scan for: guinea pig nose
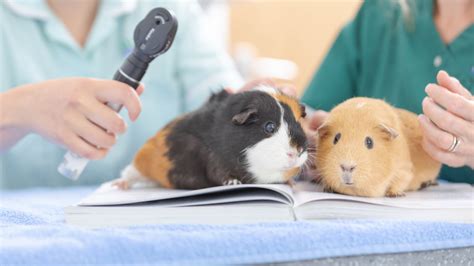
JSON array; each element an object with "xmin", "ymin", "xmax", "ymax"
[
  {"xmin": 287, "ymin": 152, "xmax": 296, "ymax": 158},
  {"xmin": 340, "ymin": 164, "xmax": 356, "ymax": 173}
]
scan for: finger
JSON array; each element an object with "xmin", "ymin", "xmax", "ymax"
[
  {"xmin": 309, "ymin": 110, "xmax": 329, "ymax": 130},
  {"xmin": 224, "ymin": 87, "xmax": 237, "ymax": 94},
  {"xmin": 61, "ymin": 130, "xmax": 108, "ymax": 160},
  {"xmin": 278, "ymin": 84, "xmax": 297, "ymax": 97},
  {"xmin": 80, "ymin": 98, "xmax": 127, "ymax": 134},
  {"xmin": 418, "ymin": 114, "xmax": 471, "ymax": 155},
  {"xmin": 421, "ymin": 137, "xmax": 466, "ymax": 168},
  {"xmin": 436, "ymin": 70, "xmax": 472, "ymax": 98},
  {"xmin": 67, "ymin": 113, "xmax": 117, "ymax": 149},
  {"xmin": 239, "ymin": 78, "xmax": 276, "ymax": 92},
  {"xmin": 422, "ymin": 97, "xmax": 472, "ymax": 137},
  {"xmin": 92, "ymin": 80, "xmax": 142, "ymax": 121},
  {"xmin": 425, "ymin": 83, "xmax": 474, "ymax": 122},
  {"xmin": 136, "ymin": 83, "xmax": 145, "ymax": 96}
]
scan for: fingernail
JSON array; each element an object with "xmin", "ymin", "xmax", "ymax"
[
  {"xmin": 418, "ymin": 114, "xmax": 426, "ymax": 123},
  {"xmin": 425, "ymin": 84, "xmax": 432, "ymax": 94},
  {"xmin": 425, "ymin": 96, "xmax": 434, "ymax": 103},
  {"xmin": 423, "ymin": 97, "xmax": 429, "ymax": 104}
]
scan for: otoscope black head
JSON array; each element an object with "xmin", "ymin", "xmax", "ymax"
[
  {"xmin": 117, "ymin": 7, "xmax": 178, "ymax": 85},
  {"xmin": 133, "ymin": 7, "xmax": 178, "ymax": 63},
  {"xmin": 114, "ymin": 7, "xmax": 178, "ymax": 88}
]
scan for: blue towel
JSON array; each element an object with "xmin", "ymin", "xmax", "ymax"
[{"xmin": 0, "ymin": 187, "xmax": 473, "ymax": 265}]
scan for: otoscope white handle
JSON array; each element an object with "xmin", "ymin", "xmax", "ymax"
[
  {"xmin": 57, "ymin": 102, "xmax": 123, "ymax": 180},
  {"xmin": 57, "ymin": 152, "xmax": 90, "ymax": 180}
]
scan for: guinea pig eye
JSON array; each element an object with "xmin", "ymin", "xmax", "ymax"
[
  {"xmin": 365, "ymin": 137, "xmax": 374, "ymax": 149},
  {"xmin": 264, "ymin": 121, "xmax": 276, "ymax": 134},
  {"xmin": 333, "ymin": 133, "xmax": 341, "ymax": 145}
]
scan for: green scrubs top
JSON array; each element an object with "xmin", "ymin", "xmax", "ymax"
[{"xmin": 302, "ymin": 0, "xmax": 473, "ymax": 183}]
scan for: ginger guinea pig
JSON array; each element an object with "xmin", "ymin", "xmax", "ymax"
[
  {"xmin": 315, "ymin": 97, "xmax": 441, "ymax": 197},
  {"xmin": 114, "ymin": 86, "xmax": 308, "ymax": 190}
]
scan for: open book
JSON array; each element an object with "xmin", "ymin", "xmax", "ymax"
[{"xmin": 66, "ymin": 181, "xmax": 473, "ymax": 227}]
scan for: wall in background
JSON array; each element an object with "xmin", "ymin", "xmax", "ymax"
[{"xmin": 229, "ymin": 0, "xmax": 361, "ymax": 95}]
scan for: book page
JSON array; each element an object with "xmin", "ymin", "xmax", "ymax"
[
  {"xmin": 293, "ymin": 182, "xmax": 473, "ymax": 209},
  {"xmin": 78, "ymin": 181, "xmax": 295, "ymax": 207}
]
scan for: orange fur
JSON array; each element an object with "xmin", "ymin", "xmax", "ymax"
[
  {"xmin": 274, "ymin": 93, "xmax": 303, "ymax": 121},
  {"xmin": 133, "ymin": 124, "xmax": 174, "ymax": 189},
  {"xmin": 396, "ymin": 109, "xmax": 442, "ymax": 190},
  {"xmin": 315, "ymin": 97, "xmax": 441, "ymax": 197}
]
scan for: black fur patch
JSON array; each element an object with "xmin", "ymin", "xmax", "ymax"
[{"xmin": 281, "ymin": 103, "xmax": 307, "ymax": 151}]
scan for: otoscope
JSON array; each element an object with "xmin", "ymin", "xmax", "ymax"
[{"xmin": 58, "ymin": 7, "xmax": 178, "ymax": 180}]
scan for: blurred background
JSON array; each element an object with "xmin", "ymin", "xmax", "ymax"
[{"xmin": 200, "ymin": 0, "xmax": 361, "ymax": 95}]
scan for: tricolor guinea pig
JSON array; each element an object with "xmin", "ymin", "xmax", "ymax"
[
  {"xmin": 114, "ymin": 86, "xmax": 308, "ymax": 190},
  {"xmin": 315, "ymin": 97, "xmax": 441, "ymax": 197}
]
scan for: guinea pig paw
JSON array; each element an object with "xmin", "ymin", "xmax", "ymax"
[
  {"xmin": 223, "ymin": 179, "xmax": 242, "ymax": 186},
  {"xmin": 112, "ymin": 180, "xmax": 131, "ymax": 190},
  {"xmin": 385, "ymin": 191, "xmax": 406, "ymax": 198},
  {"xmin": 419, "ymin": 180, "xmax": 439, "ymax": 190},
  {"xmin": 323, "ymin": 186, "xmax": 335, "ymax": 193},
  {"xmin": 286, "ymin": 178, "xmax": 296, "ymax": 188}
]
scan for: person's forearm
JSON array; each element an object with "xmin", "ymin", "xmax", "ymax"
[
  {"xmin": 0, "ymin": 90, "xmax": 30, "ymax": 151},
  {"xmin": 0, "ymin": 128, "xmax": 29, "ymax": 151}
]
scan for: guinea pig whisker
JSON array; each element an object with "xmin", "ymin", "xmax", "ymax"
[
  {"xmin": 240, "ymin": 173, "xmax": 253, "ymax": 184},
  {"xmin": 303, "ymin": 161, "xmax": 311, "ymax": 169}
]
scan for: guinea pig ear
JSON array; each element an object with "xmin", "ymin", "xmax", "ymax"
[
  {"xmin": 208, "ymin": 89, "xmax": 230, "ymax": 103},
  {"xmin": 232, "ymin": 108, "xmax": 258, "ymax": 125},
  {"xmin": 377, "ymin": 123, "xmax": 399, "ymax": 140},
  {"xmin": 317, "ymin": 123, "xmax": 330, "ymax": 139},
  {"xmin": 300, "ymin": 104, "xmax": 307, "ymax": 118}
]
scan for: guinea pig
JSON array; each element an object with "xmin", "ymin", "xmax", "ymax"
[
  {"xmin": 315, "ymin": 97, "xmax": 441, "ymax": 197},
  {"xmin": 113, "ymin": 85, "xmax": 308, "ymax": 190}
]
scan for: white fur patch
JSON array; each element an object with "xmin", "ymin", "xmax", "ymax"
[
  {"xmin": 112, "ymin": 164, "xmax": 156, "ymax": 189},
  {"xmin": 244, "ymin": 101, "xmax": 308, "ymax": 184}
]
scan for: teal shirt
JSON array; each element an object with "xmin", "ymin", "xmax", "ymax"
[
  {"xmin": 0, "ymin": 0, "xmax": 243, "ymax": 188},
  {"xmin": 302, "ymin": 0, "xmax": 473, "ymax": 183}
]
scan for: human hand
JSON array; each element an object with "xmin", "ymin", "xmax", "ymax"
[
  {"xmin": 0, "ymin": 78, "xmax": 144, "ymax": 159},
  {"xmin": 419, "ymin": 70, "xmax": 474, "ymax": 168},
  {"xmin": 305, "ymin": 110, "xmax": 329, "ymax": 131}
]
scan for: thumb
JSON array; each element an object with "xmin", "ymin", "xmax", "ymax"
[{"xmin": 136, "ymin": 83, "xmax": 145, "ymax": 96}]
